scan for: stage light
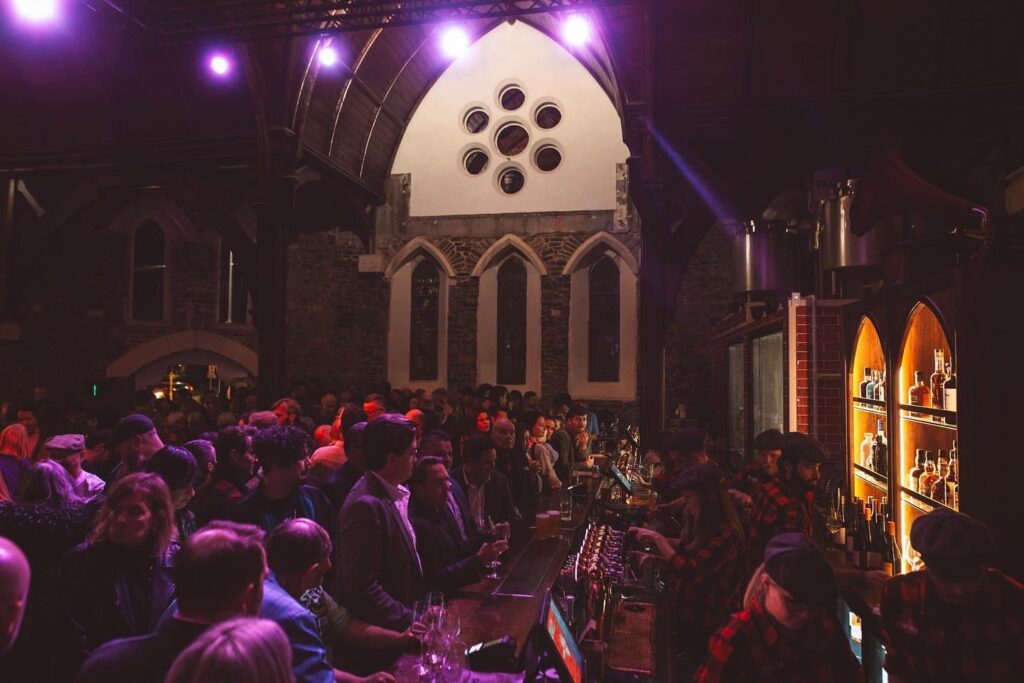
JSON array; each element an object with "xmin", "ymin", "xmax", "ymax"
[
  {"xmin": 440, "ymin": 26, "xmax": 469, "ymax": 58},
  {"xmin": 318, "ymin": 45, "xmax": 339, "ymax": 68},
  {"xmin": 11, "ymin": 0, "xmax": 60, "ymax": 25},
  {"xmin": 562, "ymin": 15, "xmax": 592, "ymax": 47},
  {"xmin": 208, "ymin": 53, "xmax": 232, "ymax": 77}
]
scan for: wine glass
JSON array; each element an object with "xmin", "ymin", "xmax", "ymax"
[
  {"xmin": 441, "ymin": 639, "xmax": 468, "ymax": 683},
  {"xmin": 438, "ymin": 609, "xmax": 461, "ymax": 646},
  {"xmin": 486, "ymin": 522, "xmax": 510, "ymax": 580},
  {"xmin": 411, "ymin": 600, "xmax": 432, "ymax": 677},
  {"xmin": 423, "ymin": 591, "xmax": 445, "ymax": 631}
]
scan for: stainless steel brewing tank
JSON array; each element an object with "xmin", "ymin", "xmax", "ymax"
[
  {"xmin": 819, "ymin": 179, "xmax": 881, "ymax": 270},
  {"xmin": 732, "ymin": 220, "xmax": 802, "ymax": 293}
]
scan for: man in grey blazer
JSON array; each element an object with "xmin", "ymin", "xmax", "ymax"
[{"xmin": 332, "ymin": 414, "xmax": 423, "ymax": 632}]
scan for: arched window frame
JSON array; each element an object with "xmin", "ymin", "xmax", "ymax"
[
  {"xmin": 129, "ymin": 220, "xmax": 168, "ymax": 323},
  {"xmin": 386, "ymin": 239, "xmax": 454, "ymax": 390},
  {"xmin": 473, "ymin": 235, "xmax": 545, "ymax": 393},
  {"xmin": 564, "ymin": 232, "xmax": 638, "ymax": 400}
]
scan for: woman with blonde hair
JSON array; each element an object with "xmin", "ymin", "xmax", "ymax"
[
  {"xmin": 165, "ymin": 617, "xmax": 294, "ymax": 683},
  {"xmin": 58, "ymin": 472, "xmax": 179, "ymax": 675}
]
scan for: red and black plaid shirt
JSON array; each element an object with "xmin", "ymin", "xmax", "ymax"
[
  {"xmin": 748, "ymin": 477, "xmax": 814, "ymax": 566},
  {"xmin": 669, "ymin": 523, "xmax": 746, "ymax": 638},
  {"xmin": 727, "ymin": 463, "xmax": 770, "ymax": 496},
  {"xmin": 694, "ymin": 600, "xmax": 863, "ymax": 683},
  {"xmin": 880, "ymin": 568, "xmax": 1024, "ymax": 682}
]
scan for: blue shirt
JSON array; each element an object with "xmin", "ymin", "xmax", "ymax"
[{"xmin": 260, "ymin": 572, "xmax": 335, "ymax": 683}]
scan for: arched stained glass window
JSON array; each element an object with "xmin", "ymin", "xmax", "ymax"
[
  {"xmin": 131, "ymin": 221, "xmax": 165, "ymax": 321},
  {"xmin": 588, "ymin": 255, "xmax": 620, "ymax": 382},
  {"xmin": 410, "ymin": 260, "xmax": 441, "ymax": 380},
  {"xmin": 497, "ymin": 258, "xmax": 527, "ymax": 385}
]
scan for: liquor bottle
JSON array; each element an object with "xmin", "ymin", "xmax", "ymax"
[
  {"xmin": 943, "ymin": 364, "xmax": 957, "ymax": 413},
  {"xmin": 835, "ymin": 493, "xmax": 847, "ymax": 549},
  {"xmin": 882, "ymin": 521, "xmax": 899, "ymax": 576},
  {"xmin": 854, "ymin": 504, "xmax": 868, "ymax": 569},
  {"xmin": 860, "ymin": 432, "xmax": 875, "ymax": 468},
  {"xmin": 931, "ymin": 451, "xmax": 950, "ymax": 505},
  {"xmin": 909, "ymin": 449, "xmax": 926, "ymax": 492},
  {"xmin": 919, "ymin": 452, "xmax": 938, "ymax": 498},
  {"xmin": 948, "ymin": 442, "xmax": 959, "ymax": 509},
  {"xmin": 869, "ymin": 501, "xmax": 886, "ymax": 570},
  {"xmin": 930, "ymin": 349, "xmax": 947, "ymax": 410},
  {"xmin": 864, "ymin": 506, "xmax": 882, "ymax": 570},
  {"xmin": 874, "ymin": 419, "xmax": 888, "ymax": 475},
  {"xmin": 909, "ymin": 371, "xmax": 930, "ymax": 410},
  {"xmin": 845, "ymin": 498, "xmax": 858, "ymax": 554},
  {"xmin": 876, "ymin": 370, "xmax": 886, "ymax": 402},
  {"xmin": 860, "ymin": 368, "xmax": 873, "ymax": 399},
  {"xmin": 865, "ymin": 371, "xmax": 879, "ymax": 402}
]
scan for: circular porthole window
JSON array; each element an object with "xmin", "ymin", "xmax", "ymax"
[
  {"xmin": 498, "ymin": 167, "xmax": 525, "ymax": 195},
  {"xmin": 464, "ymin": 108, "xmax": 490, "ymax": 134},
  {"xmin": 534, "ymin": 145, "xmax": 562, "ymax": 172},
  {"xmin": 495, "ymin": 123, "xmax": 529, "ymax": 157},
  {"xmin": 499, "ymin": 85, "xmax": 526, "ymax": 111},
  {"xmin": 535, "ymin": 103, "xmax": 562, "ymax": 129},
  {"xmin": 463, "ymin": 149, "xmax": 490, "ymax": 175}
]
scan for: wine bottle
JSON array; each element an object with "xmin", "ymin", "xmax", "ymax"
[
  {"xmin": 845, "ymin": 498, "xmax": 858, "ymax": 554},
  {"xmin": 882, "ymin": 521, "xmax": 898, "ymax": 576},
  {"xmin": 854, "ymin": 504, "xmax": 868, "ymax": 569},
  {"xmin": 864, "ymin": 506, "xmax": 882, "ymax": 570}
]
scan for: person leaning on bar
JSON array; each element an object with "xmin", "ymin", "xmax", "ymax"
[{"xmin": 879, "ymin": 508, "xmax": 1024, "ymax": 683}]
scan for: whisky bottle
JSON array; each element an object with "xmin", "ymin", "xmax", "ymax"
[
  {"xmin": 948, "ymin": 442, "xmax": 959, "ymax": 510},
  {"xmin": 860, "ymin": 432, "xmax": 875, "ymax": 468},
  {"xmin": 919, "ymin": 452, "xmax": 938, "ymax": 498},
  {"xmin": 909, "ymin": 371, "xmax": 930, "ymax": 411},
  {"xmin": 882, "ymin": 521, "xmax": 900, "ymax": 576},
  {"xmin": 909, "ymin": 449, "xmax": 926, "ymax": 492},
  {"xmin": 860, "ymin": 368, "xmax": 873, "ymax": 399},
  {"xmin": 931, "ymin": 451, "xmax": 950, "ymax": 505},
  {"xmin": 930, "ymin": 350, "xmax": 947, "ymax": 411},
  {"xmin": 943, "ymin": 364, "xmax": 957, "ymax": 413}
]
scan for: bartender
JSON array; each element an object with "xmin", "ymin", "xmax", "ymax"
[
  {"xmin": 879, "ymin": 508, "xmax": 1023, "ymax": 683},
  {"xmin": 629, "ymin": 464, "xmax": 746, "ymax": 658}
]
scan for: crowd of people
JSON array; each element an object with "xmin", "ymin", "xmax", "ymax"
[{"xmin": 0, "ymin": 381, "xmax": 1021, "ymax": 682}]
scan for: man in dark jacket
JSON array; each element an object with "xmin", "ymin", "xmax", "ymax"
[
  {"xmin": 74, "ymin": 526, "xmax": 266, "ymax": 683},
  {"xmin": 409, "ymin": 457, "xmax": 507, "ymax": 593},
  {"xmin": 321, "ymin": 421, "xmax": 367, "ymax": 518},
  {"xmin": 450, "ymin": 434, "xmax": 520, "ymax": 526},
  {"xmin": 332, "ymin": 415, "xmax": 424, "ymax": 631}
]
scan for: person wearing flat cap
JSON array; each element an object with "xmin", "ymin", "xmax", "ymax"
[
  {"xmin": 695, "ymin": 532, "xmax": 863, "ymax": 682},
  {"xmin": 46, "ymin": 434, "xmax": 106, "ymax": 500},
  {"xmin": 879, "ymin": 509, "xmax": 1023, "ymax": 683},
  {"xmin": 629, "ymin": 463, "xmax": 747, "ymax": 659},
  {"xmin": 748, "ymin": 432, "xmax": 829, "ymax": 566},
  {"xmin": 108, "ymin": 414, "xmax": 164, "ymax": 485}
]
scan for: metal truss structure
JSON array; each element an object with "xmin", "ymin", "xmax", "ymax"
[{"xmin": 86, "ymin": 0, "xmax": 642, "ymax": 42}]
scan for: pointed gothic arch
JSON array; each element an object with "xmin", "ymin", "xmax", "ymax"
[{"xmin": 470, "ymin": 234, "xmax": 548, "ymax": 277}]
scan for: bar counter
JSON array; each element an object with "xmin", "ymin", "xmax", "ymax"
[{"xmin": 394, "ymin": 478, "xmax": 602, "ymax": 676}]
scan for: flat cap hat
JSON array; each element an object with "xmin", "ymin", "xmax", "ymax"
[
  {"xmin": 778, "ymin": 432, "xmax": 830, "ymax": 464},
  {"xmin": 112, "ymin": 413, "xmax": 156, "ymax": 445},
  {"xmin": 671, "ymin": 463, "xmax": 725, "ymax": 492},
  {"xmin": 910, "ymin": 508, "xmax": 995, "ymax": 563},
  {"xmin": 45, "ymin": 434, "xmax": 86, "ymax": 453},
  {"xmin": 763, "ymin": 532, "xmax": 837, "ymax": 607}
]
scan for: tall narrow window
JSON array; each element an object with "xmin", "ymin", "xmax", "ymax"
[
  {"xmin": 496, "ymin": 258, "xmax": 527, "ymax": 385},
  {"xmin": 727, "ymin": 342, "xmax": 746, "ymax": 449},
  {"xmin": 219, "ymin": 246, "xmax": 250, "ymax": 324},
  {"xmin": 588, "ymin": 256, "xmax": 620, "ymax": 382},
  {"xmin": 409, "ymin": 260, "xmax": 440, "ymax": 380},
  {"xmin": 131, "ymin": 221, "xmax": 165, "ymax": 321},
  {"xmin": 752, "ymin": 332, "xmax": 784, "ymax": 436}
]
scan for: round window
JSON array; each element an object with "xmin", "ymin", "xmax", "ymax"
[
  {"xmin": 535, "ymin": 104, "xmax": 562, "ymax": 129},
  {"xmin": 464, "ymin": 108, "xmax": 490, "ymax": 134},
  {"xmin": 499, "ymin": 85, "xmax": 526, "ymax": 111},
  {"xmin": 495, "ymin": 123, "xmax": 529, "ymax": 157},
  {"xmin": 535, "ymin": 145, "xmax": 562, "ymax": 172},
  {"xmin": 498, "ymin": 168, "xmax": 525, "ymax": 195},
  {"xmin": 463, "ymin": 149, "xmax": 489, "ymax": 175}
]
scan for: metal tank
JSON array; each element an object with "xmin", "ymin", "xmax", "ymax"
[
  {"xmin": 818, "ymin": 179, "xmax": 882, "ymax": 270},
  {"xmin": 732, "ymin": 219, "xmax": 802, "ymax": 294}
]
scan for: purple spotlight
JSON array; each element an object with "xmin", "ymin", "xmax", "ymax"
[
  {"xmin": 440, "ymin": 26, "xmax": 469, "ymax": 59},
  {"xmin": 208, "ymin": 53, "xmax": 232, "ymax": 77},
  {"xmin": 11, "ymin": 0, "xmax": 60, "ymax": 24},
  {"xmin": 562, "ymin": 15, "xmax": 592, "ymax": 47},
  {"xmin": 318, "ymin": 45, "xmax": 339, "ymax": 68}
]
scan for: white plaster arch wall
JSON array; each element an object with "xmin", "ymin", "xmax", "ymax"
[
  {"xmin": 477, "ymin": 253, "xmax": 542, "ymax": 393},
  {"xmin": 387, "ymin": 246, "xmax": 450, "ymax": 391},
  {"xmin": 392, "ymin": 21, "xmax": 629, "ymax": 216},
  {"xmin": 471, "ymin": 234, "xmax": 547, "ymax": 277},
  {"xmin": 566, "ymin": 238, "xmax": 638, "ymax": 401},
  {"xmin": 106, "ymin": 331, "xmax": 258, "ymax": 383}
]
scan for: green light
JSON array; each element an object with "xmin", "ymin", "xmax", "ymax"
[{"xmin": 91, "ymin": 384, "xmax": 98, "ymax": 397}]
